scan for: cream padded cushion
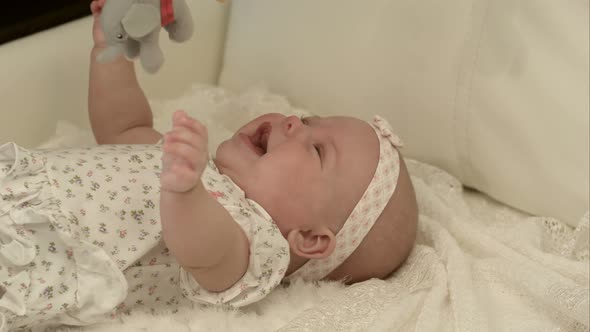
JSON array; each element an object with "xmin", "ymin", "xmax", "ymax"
[{"xmin": 219, "ymin": 0, "xmax": 589, "ymax": 226}]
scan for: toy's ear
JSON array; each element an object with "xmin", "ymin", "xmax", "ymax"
[{"xmin": 122, "ymin": 4, "xmax": 160, "ymax": 39}]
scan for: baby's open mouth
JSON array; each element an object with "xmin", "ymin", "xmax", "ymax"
[{"xmin": 249, "ymin": 122, "xmax": 271, "ymax": 156}]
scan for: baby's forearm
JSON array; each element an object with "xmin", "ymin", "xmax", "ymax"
[
  {"xmin": 160, "ymin": 183, "xmax": 249, "ymax": 292},
  {"xmin": 88, "ymin": 47, "xmax": 154, "ymax": 144}
]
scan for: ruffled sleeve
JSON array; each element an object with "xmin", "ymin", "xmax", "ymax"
[{"xmin": 179, "ymin": 198, "xmax": 290, "ymax": 308}]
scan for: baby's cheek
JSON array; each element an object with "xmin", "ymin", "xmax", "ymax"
[{"xmin": 275, "ymin": 148, "xmax": 315, "ymax": 172}]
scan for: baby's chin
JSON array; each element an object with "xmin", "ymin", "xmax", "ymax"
[
  {"xmin": 215, "ymin": 137, "xmax": 233, "ymax": 156},
  {"xmin": 212, "ymin": 141, "xmax": 231, "ymax": 168},
  {"xmin": 214, "ymin": 143, "xmax": 224, "ymax": 157}
]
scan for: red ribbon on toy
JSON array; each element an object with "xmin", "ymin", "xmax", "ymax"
[{"xmin": 161, "ymin": 0, "xmax": 175, "ymax": 27}]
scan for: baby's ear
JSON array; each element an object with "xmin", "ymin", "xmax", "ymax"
[{"xmin": 287, "ymin": 227, "xmax": 336, "ymax": 259}]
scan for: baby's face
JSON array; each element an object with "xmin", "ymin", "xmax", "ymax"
[{"xmin": 214, "ymin": 113, "xmax": 379, "ymax": 234}]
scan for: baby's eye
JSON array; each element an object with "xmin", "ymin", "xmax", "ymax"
[{"xmin": 300, "ymin": 116, "xmax": 309, "ymax": 125}]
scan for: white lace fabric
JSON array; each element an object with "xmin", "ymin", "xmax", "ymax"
[{"xmin": 279, "ymin": 160, "xmax": 589, "ymax": 332}]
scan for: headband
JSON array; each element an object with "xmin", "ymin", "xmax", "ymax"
[{"xmin": 287, "ymin": 115, "xmax": 403, "ymax": 281}]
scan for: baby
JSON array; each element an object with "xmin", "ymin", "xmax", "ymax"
[{"xmin": 0, "ymin": 0, "xmax": 417, "ymax": 330}]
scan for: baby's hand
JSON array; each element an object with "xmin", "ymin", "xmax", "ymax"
[
  {"xmin": 160, "ymin": 111, "xmax": 209, "ymax": 193},
  {"xmin": 90, "ymin": 0, "xmax": 107, "ymax": 48}
]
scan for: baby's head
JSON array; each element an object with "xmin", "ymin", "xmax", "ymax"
[{"xmin": 215, "ymin": 113, "xmax": 418, "ymax": 282}]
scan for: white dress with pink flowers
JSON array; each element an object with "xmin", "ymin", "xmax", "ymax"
[{"xmin": 0, "ymin": 142, "xmax": 289, "ymax": 331}]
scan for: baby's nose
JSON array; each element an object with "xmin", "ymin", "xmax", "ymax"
[{"xmin": 282, "ymin": 115, "xmax": 303, "ymax": 137}]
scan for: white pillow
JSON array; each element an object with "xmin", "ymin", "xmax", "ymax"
[{"xmin": 219, "ymin": 0, "xmax": 589, "ymax": 226}]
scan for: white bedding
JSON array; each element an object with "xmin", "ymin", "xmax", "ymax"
[{"xmin": 42, "ymin": 85, "xmax": 588, "ymax": 332}]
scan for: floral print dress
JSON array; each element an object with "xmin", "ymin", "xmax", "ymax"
[{"xmin": 0, "ymin": 142, "xmax": 290, "ymax": 331}]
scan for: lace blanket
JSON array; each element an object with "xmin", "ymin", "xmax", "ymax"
[
  {"xmin": 280, "ymin": 160, "xmax": 589, "ymax": 331},
  {"xmin": 44, "ymin": 85, "xmax": 588, "ymax": 332}
]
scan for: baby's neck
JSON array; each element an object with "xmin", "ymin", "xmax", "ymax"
[{"xmin": 285, "ymin": 253, "xmax": 309, "ymax": 277}]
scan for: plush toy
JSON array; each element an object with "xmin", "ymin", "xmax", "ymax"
[{"xmin": 97, "ymin": 0, "xmax": 194, "ymax": 74}]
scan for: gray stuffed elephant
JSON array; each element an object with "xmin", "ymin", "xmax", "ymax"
[{"xmin": 97, "ymin": 0, "xmax": 194, "ymax": 73}]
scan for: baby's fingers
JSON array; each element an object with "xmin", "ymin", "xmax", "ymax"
[
  {"xmin": 163, "ymin": 142, "xmax": 205, "ymax": 170},
  {"xmin": 90, "ymin": 0, "xmax": 106, "ymax": 16},
  {"xmin": 173, "ymin": 111, "xmax": 208, "ymax": 137},
  {"xmin": 161, "ymin": 153, "xmax": 187, "ymax": 172},
  {"xmin": 164, "ymin": 127, "xmax": 203, "ymax": 148}
]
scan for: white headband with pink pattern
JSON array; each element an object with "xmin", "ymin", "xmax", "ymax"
[{"xmin": 287, "ymin": 115, "xmax": 404, "ymax": 281}]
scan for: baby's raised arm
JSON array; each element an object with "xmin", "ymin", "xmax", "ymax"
[
  {"xmin": 160, "ymin": 111, "xmax": 250, "ymax": 292},
  {"xmin": 88, "ymin": 0, "xmax": 161, "ymax": 145}
]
